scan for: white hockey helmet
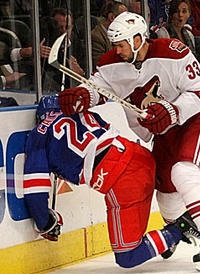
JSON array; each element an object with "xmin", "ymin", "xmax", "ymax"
[{"xmin": 107, "ymin": 11, "xmax": 148, "ymax": 62}]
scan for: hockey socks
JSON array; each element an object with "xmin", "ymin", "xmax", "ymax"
[{"xmin": 114, "ymin": 225, "xmax": 181, "ymax": 268}]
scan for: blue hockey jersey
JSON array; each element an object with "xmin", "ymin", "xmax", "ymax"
[{"xmin": 23, "ymin": 110, "xmax": 119, "ymax": 196}]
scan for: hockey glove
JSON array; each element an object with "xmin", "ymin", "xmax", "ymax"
[
  {"xmin": 59, "ymin": 87, "xmax": 92, "ymax": 116},
  {"xmin": 138, "ymin": 100, "xmax": 179, "ymax": 134},
  {"xmin": 35, "ymin": 208, "xmax": 63, "ymax": 241}
]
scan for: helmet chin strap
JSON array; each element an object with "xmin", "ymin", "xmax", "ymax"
[
  {"xmin": 131, "ymin": 48, "xmax": 139, "ymax": 63},
  {"xmin": 130, "ymin": 36, "xmax": 146, "ymax": 64}
]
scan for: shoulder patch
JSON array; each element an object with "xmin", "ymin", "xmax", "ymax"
[
  {"xmin": 169, "ymin": 39, "xmax": 188, "ymax": 53},
  {"xmin": 147, "ymin": 38, "xmax": 189, "ymax": 59}
]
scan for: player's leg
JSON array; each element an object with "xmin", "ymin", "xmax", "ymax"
[
  {"xmin": 156, "ymin": 191, "xmax": 186, "ymax": 223},
  {"xmin": 101, "ymin": 137, "xmax": 200, "ymax": 268},
  {"xmin": 103, "ymin": 139, "xmax": 156, "ymax": 252},
  {"xmin": 171, "ymin": 114, "xmax": 200, "ymax": 230},
  {"xmin": 103, "ymin": 141, "xmax": 183, "ymax": 268},
  {"xmin": 153, "ymin": 114, "xmax": 200, "ymax": 246},
  {"xmin": 114, "ymin": 211, "xmax": 200, "ymax": 268},
  {"xmin": 172, "ymin": 161, "xmax": 200, "ymax": 230},
  {"xmin": 156, "ymin": 190, "xmax": 189, "ymax": 259}
]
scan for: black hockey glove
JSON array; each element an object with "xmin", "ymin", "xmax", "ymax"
[{"xmin": 35, "ymin": 208, "xmax": 63, "ymax": 241}]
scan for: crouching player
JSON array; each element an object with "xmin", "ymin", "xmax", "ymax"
[{"xmin": 23, "ymin": 95, "xmax": 200, "ymax": 268}]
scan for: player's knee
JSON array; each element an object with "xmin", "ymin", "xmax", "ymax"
[
  {"xmin": 172, "ymin": 161, "xmax": 200, "ymax": 190},
  {"xmin": 114, "ymin": 250, "xmax": 138, "ymax": 268},
  {"xmin": 156, "ymin": 191, "xmax": 186, "ymax": 221}
]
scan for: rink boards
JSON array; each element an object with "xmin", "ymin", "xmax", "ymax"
[{"xmin": 0, "ymin": 102, "xmax": 163, "ymax": 274}]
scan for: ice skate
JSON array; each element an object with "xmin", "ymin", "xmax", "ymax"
[
  {"xmin": 161, "ymin": 212, "xmax": 200, "ymax": 259},
  {"xmin": 161, "ymin": 244, "xmax": 177, "ymax": 259},
  {"xmin": 173, "ymin": 211, "xmax": 200, "ymax": 240}
]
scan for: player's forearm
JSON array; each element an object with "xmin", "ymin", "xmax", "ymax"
[{"xmin": 173, "ymin": 92, "xmax": 200, "ymax": 124}]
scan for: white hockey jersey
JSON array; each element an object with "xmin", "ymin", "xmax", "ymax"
[{"xmin": 86, "ymin": 38, "xmax": 200, "ymax": 141}]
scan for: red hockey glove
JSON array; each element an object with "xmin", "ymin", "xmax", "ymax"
[
  {"xmin": 59, "ymin": 87, "xmax": 92, "ymax": 116},
  {"xmin": 35, "ymin": 209, "xmax": 63, "ymax": 241},
  {"xmin": 138, "ymin": 100, "xmax": 179, "ymax": 134}
]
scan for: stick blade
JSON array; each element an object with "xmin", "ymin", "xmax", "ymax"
[{"xmin": 48, "ymin": 33, "xmax": 67, "ymax": 69}]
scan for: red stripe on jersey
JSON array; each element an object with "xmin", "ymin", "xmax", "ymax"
[
  {"xmin": 24, "ymin": 178, "xmax": 51, "ymax": 188},
  {"xmin": 148, "ymin": 230, "xmax": 166, "ymax": 254},
  {"xmin": 96, "ymin": 138, "xmax": 114, "ymax": 152}
]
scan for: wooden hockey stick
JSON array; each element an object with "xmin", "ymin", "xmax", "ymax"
[{"xmin": 48, "ymin": 33, "xmax": 148, "ymax": 119}]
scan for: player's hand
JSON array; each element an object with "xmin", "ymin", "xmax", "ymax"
[
  {"xmin": 59, "ymin": 87, "xmax": 91, "ymax": 116},
  {"xmin": 35, "ymin": 209, "xmax": 63, "ymax": 241},
  {"xmin": 138, "ymin": 100, "xmax": 179, "ymax": 134}
]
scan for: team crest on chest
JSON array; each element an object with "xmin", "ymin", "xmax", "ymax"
[{"xmin": 125, "ymin": 75, "xmax": 164, "ymax": 109}]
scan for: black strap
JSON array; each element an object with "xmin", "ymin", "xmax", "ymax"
[{"xmin": 93, "ymin": 146, "xmax": 110, "ymax": 171}]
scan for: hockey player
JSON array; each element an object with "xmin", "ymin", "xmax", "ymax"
[
  {"xmin": 23, "ymin": 95, "xmax": 200, "ymax": 268},
  {"xmin": 58, "ymin": 11, "xmax": 200, "ymax": 260}
]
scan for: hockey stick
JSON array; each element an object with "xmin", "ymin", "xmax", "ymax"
[
  {"xmin": 52, "ymin": 173, "xmax": 58, "ymax": 210},
  {"xmin": 48, "ymin": 33, "xmax": 148, "ymax": 119}
]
